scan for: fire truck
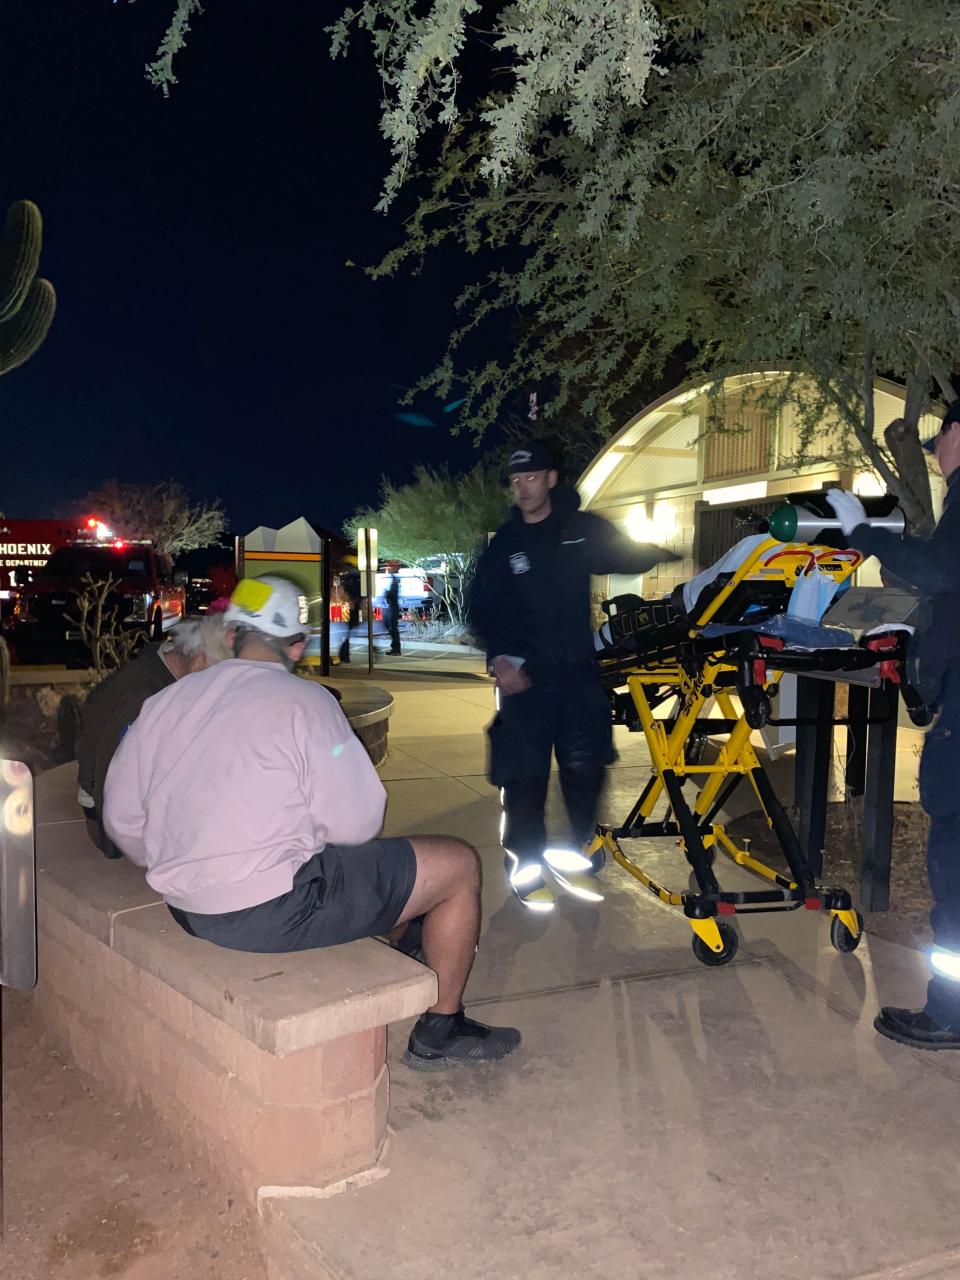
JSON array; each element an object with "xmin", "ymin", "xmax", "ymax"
[
  {"xmin": 1, "ymin": 517, "xmax": 186, "ymax": 664},
  {"xmin": 0, "ymin": 518, "xmax": 79, "ymax": 599}
]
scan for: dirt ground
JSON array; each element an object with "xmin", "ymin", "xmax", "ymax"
[
  {"xmin": 727, "ymin": 799, "xmax": 932, "ymax": 949},
  {"xmin": 0, "ymin": 987, "xmax": 266, "ymax": 1280}
]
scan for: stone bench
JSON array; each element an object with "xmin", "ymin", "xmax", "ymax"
[
  {"xmin": 4, "ymin": 666, "xmax": 396, "ymax": 770},
  {"xmin": 303, "ymin": 677, "xmax": 394, "ymax": 767},
  {"xmin": 32, "ymin": 762, "xmax": 437, "ymax": 1200}
]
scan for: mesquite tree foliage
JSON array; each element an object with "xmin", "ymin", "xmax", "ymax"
[
  {"xmin": 82, "ymin": 480, "xmax": 227, "ymax": 558},
  {"xmin": 148, "ymin": 2, "xmax": 958, "ymax": 526}
]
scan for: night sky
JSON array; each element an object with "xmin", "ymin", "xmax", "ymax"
[{"xmin": 0, "ymin": 1, "xmax": 496, "ymax": 538}]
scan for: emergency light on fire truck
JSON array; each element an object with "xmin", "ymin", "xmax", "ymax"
[{"xmin": 83, "ymin": 516, "xmax": 127, "ymax": 548}]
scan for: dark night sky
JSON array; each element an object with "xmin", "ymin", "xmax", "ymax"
[{"xmin": 0, "ymin": 1, "xmax": 497, "ymax": 537}]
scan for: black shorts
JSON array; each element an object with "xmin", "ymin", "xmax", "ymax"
[{"xmin": 168, "ymin": 837, "xmax": 417, "ymax": 954}]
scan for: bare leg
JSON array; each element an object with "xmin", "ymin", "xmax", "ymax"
[{"xmin": 394, "ymin": 835, "xmax": 481, "ymax": 1014}]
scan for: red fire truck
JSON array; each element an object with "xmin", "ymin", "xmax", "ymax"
[
  {"xmin": 1, "ymin": 517, "xmax": 186, "ymax": 664},
  {"xmin": 0, "ymin": 518, "xmax": 80, "ymax": 597}
]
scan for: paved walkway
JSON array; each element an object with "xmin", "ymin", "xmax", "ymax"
[{"xmin": 266, "ymin": 659, "xmax": 960, "ymax": 1280}]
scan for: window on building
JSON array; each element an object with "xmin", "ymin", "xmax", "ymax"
[
  {"xmin": 703, "ymin": 391, "xmax": 772, "ymax": 481},
  {"xmin": 694, "ymin": 500, "xmax": 780, "ymax": 570}
]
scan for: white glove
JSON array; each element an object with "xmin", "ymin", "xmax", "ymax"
[{"xmin": 825, "ymin": 488, "xmax": 866, "ymax": 537}]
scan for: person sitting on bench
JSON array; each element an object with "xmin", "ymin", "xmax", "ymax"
[{"xmin": 103, "ymin": 575, "xmax": 521, "ymax": 1072}]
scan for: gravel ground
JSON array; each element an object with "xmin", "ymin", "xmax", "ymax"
[{"xmin": 1, "ymin": 987, "xmax": 267, "ymax": 1280}]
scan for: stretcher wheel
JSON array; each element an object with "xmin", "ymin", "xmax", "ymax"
[
  {"xmin": 691, "ymin": 922, "xmax": 739, "ymax": 967},
  {"xmin": 830, "ymin": 910, "xmax": 864, "ymax": 953}
]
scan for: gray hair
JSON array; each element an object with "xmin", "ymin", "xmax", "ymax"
[
  {"xmin": 232, "ymin": 623, "xmax": 305, "ymax": 669},
  {"xmin": 165, "ymin": 614, "xmax": 232, "ymax": 665}
]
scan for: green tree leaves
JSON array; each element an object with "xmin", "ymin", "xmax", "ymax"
[
  {"xmin": 345, "ymin": 2, "xmax": 959, "ymax": 525},
  {"xmin": 345, "ymin": 463, "xmax": 508, "ymax": 624}
]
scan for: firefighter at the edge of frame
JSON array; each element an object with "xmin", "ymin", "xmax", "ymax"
[{"xmin": 827, "ymin": 401, "xmax": 960, "ymax": 1050}]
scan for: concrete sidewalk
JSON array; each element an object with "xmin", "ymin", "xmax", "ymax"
[{"xmin": 265, "ymin": 667, "xmax": 960, "ymax": 1280}]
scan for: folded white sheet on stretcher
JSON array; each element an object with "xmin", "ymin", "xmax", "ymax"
[
  {"xmin": 681, "ymin": 534, "xmax": 773, "ymax": 615},
  {"xmin": 684, "ymin": 533, "xmax": 843, "ymax": 625}
]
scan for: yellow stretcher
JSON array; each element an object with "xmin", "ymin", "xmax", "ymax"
[{"xmin": 589, "ymin": 534, "xmax": 918, "ymax": 966}]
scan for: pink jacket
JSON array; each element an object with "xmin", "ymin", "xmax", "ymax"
[{"xmin": 104, "ymin": 659, "xmax": 387, "ymax": 914}]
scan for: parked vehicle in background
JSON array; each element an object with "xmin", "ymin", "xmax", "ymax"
[
  {"xmin": 372, "ymin": 567, "xmax": 433, "ymax": 613},
  {"xmin": 176, "ymin": 550, "xmax": 237, "ymax": 615},
  {"xmin": 4, "ymin": 541, "xmax": 185, "ymax": 665}
]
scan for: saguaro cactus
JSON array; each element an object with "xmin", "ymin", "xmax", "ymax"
[{"xmin": 0, "ymin": 199, "xmax": 56, "ymax": 376}]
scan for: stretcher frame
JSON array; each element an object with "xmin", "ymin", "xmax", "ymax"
[{"xmin": 590, "ymin": 535, "xmax": 911, "ymax": 965}]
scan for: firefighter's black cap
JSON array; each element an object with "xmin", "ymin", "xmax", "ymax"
[
  {"xmin": 508, "ymin": 442, "xmax": 558, "ymax": 473},
  {"xmin": 924, "ymin": 400, "xmax": 960, "ymax": 453}
]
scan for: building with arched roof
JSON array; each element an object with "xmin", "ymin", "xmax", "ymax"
[{"xmin": 578, "ymin": 370, "xmax": 944, "ymax": 606}]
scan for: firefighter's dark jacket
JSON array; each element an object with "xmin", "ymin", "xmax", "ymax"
[
  {"xmin": 851, "ymin": 470, "xmax": 960, "ymax": 703},
  {"xmin": 469, "ymin": 483, "xmax": 679, "ymax": 672}
]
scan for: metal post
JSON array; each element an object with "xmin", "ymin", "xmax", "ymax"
[
  {"xmin": 794, "ymin": 676, "xmax": 814, "ymax": 810},
  {"xmin": 0, "ymin": 759, "xmax": 37, "ymax": 1238},
  {"xmin": 320, "ymin": 537, "xmax": 331, "ymax": 678},
  {"xmin": 364, "ymin": 528, "xmax": 374, "ymax": 677},
  {"xmin": 860, "ymin": 683, "xmax": 898, "ymax": 912},
  {"xmin": 845, "ymin": 682, "xmax": 869, "ymax": 798},
  {"xmin": 795, "ymin": 676, "xmax": 834, "ymax": 879},
  {"xmin": 234, "ymin": 534, "xmax": 245, "ymax": 580}
]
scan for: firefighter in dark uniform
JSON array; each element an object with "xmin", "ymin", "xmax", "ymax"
[
  {"xmin": 827, "ymin": 401, "xmax": 960, "ymax": 1049},
  {"xmin": 469, "ymin": 442, "xmax": 680, "ymax": 911}
]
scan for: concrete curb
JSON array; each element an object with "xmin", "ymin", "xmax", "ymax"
[{"xmin": 389, "ymin": 640, "xmax": 483, "ymax": 656}]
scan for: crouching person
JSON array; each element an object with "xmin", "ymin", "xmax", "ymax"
[
  {"xmin": 102, "ymin": 575, "xmax": 520, "ymax": 1072},
  {"xmin": 77, "ymin": 614, "xmax": 233, "ymax": 859}
]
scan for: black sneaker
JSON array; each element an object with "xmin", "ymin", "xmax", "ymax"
[
  {"xmin": 874, "ymin": 1006, "xmax": 960, "ymax": 1050},
  {"xmin": 403, "ymin": 1009, "xmax": 522, "ymax": 1072}
]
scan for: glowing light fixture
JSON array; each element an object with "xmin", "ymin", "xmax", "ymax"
[
  {"xmin": 931, "ymin": 947, "xmax": 960, "ymax": 982},
  {"xmin": 626, "ymin": 502, "xmax": 678, "ymax": 543},
  {"xmin": 703, "ymin": 481, "xmax": 768, "ymax": 506},
  {"xmin": 853, "ymin": 471, "xmax": 885, "ymax": 498}
]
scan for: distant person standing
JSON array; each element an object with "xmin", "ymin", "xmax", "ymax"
[
  {"xmin": 338, "ymin": 558, "xmax": 362, "ymax": 665},
  {"xmin": 386, "ymin": 570, "xmax": 402, "ymax": 656},
  {"xmin": 469, "ymin": 442, "xmax": 680, "ymax": 912}
]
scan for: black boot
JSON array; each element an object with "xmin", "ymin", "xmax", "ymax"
[{"xmin": 875, "ymin": 1006, "xmax": 960, "ymax": 1050}]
